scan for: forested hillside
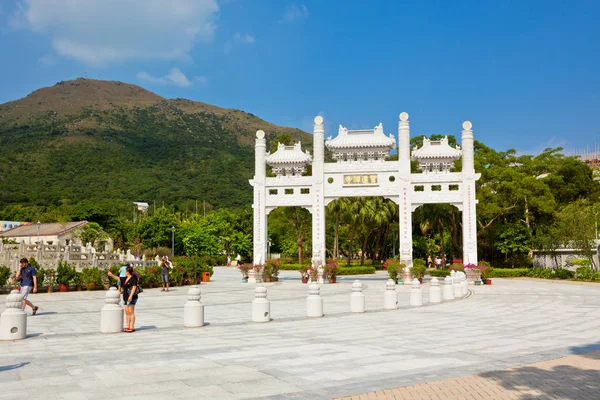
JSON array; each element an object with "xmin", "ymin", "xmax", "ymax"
[{"xmin": 0, "ymin": 78, "xmax": 310, "ymax": 220}]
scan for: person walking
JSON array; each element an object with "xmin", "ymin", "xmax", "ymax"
[
  {"xmin": 427, "ymin": 256, "xmax": 433, "ymax": 269},
  {"xmin": 15, "ymin": 258, "xmax": 39, "ymax": 315},
  {"xmin": 160, "ymin": 256, "xmax": 172, "ymax": 292},
  {"xmin": 236, "ymin": 253, "xmax": 241, "ymax": 266}
]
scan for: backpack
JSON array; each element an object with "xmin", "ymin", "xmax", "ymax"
[{"xmin": 134, "ymin": 272, "xmax": 143, "ymax": 294}]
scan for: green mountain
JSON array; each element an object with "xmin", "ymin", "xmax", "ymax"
[{"xmin": 0, "ymin": 78, "xmax": 310, "ymax": 218}]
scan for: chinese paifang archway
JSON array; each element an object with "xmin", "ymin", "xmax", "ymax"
[{"xmin": 250, "ymin": 113, "xmax": 480, "ymax": 280}]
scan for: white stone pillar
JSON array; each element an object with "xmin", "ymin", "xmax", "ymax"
[
  {"xmin": 429, "ymin": 277, "xmax": 441, "ymax": 304},
  {"xmin": 252, "ymin": 286, "xmax": 270, "ymax": 322},
  {"xmin": 460, "ymin": 272, "xmax": 468, "ymax": 296},
  {"xmin": 306, "ymin": 283, "xmax": 323, "ymax": 317},
  {"xmin": 461, "ymin": 121, "xmax": 478, "ymax": 265},
  {"xmin": 398, "ymin": 112, "xmax": 413, "ymax": 269},
  {"xmin": 350, "ymin": 280, "xmax": 365, "ymax": 313},
  {"xmin": 100, "ymin": 287, "xmax": 123, "ymax": 333},
  {"xmin": 0, "ymin": 290, "xmax": 27, "ymax": 340},
  {"xmin": 384, "ymin": 279, "xmax": 398, "ymax": 310},
  {"xmin": 312, "ymin": 116, "xmax": 326, "ymax": 267},
  {"xmin": 184, "ymin": 285, "xmax": 204, "ymax": 327},
  {"xmin": 409, "ymin": 278, "xmax": 423, "ymax": 307},
  {"xmin": 252, "ymin": 130, "xmax": 268, "ymax": 266},
  {"xmin": 453, "ymin": 271, "xmax": 463, "ymax": 298},
  {"xmin": 443, "ymin": 276, "xmax": 455, "ymax": 300}
]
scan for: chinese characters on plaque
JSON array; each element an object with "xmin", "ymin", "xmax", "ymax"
[{"xmin": 343, "ymin": 174, "xmax": 378, "ymax": 185}]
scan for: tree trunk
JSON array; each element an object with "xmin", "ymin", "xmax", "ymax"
[
  {"xmin": 297, "ymin": 236, "xmax": 303, "ymax": 265},
  {"xmin": 333, "ymin": 214, "xmax": 340, "ymax": 259},
  {"xmin": 438, "ymin": 217, "xmax": 445, "ymax": 266},
  {"xmin": 361, "ymin": 234, "xmax": 368, "ymax": 265}
]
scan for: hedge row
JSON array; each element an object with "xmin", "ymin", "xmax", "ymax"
[
  {"xmin": 338, "ymin": 266, "xmax": 376, "ymax": 275},
  {"xmin": 279, "ymin": 264, "xmax": 307, "ymax": 271}
]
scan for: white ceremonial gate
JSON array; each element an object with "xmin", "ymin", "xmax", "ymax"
[{"xmin": 250, "ymin": 112, "xmax": 480, "ymax": 273}]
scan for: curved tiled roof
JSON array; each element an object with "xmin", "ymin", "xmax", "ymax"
[
  {"xmin": 265, "ymin": 142, "xmax": 312, "ymax": 164},
  {"xmin": 0, "ymin": 221, "xmax": 88, "ymax": 237},
  {"xmin": 326, "ymin": 123, "xmax": 396, "ymax": 150},
  {"xmin": 411, "ymin": 136, "xmax": 461, "ymax": 160}
]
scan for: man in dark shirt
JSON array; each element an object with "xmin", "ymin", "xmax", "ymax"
[
  {"xmin": 161, "ymin": 256, "xmax": 172, "ymax": 292},
  {"xmin": 15, "ymin": 257, "xmax": 39, "ymax": 315}
]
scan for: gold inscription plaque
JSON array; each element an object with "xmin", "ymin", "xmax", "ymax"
[{"xmin": 343, "ymin": 174, "xmax": 378, "ymax": 185}]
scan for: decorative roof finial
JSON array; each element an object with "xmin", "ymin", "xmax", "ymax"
[
  {"xmin": 314, "ymin": 115, "xmax": 323, "ymax": 125},
  {"xmin": 256, "ymin": 130, "xmax": 265, "ymax": 139},
  {"xmin": 462, "ymin": 121, "xmax": 472, "ymax": 130},
  {"xmin": 399, "ymin": 112, "xmax": 409, "ymax": 121}
]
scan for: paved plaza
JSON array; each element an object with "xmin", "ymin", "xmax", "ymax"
[{"xmin": 2, "ymin": 268, "xmax": 600, "ymax": 399}]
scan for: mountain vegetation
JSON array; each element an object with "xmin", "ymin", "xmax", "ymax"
[{"xmin": 0, "ymin": 78, "xmax": 598, "ymax": 268}]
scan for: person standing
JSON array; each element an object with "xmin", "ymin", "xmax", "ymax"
[
  {"xmin": 161, "ymin": 256, "xmax": 172, "ymax": 292},
  {"xmin": 227, "ymin": 255, "xmax": 232, "ymax": 267},
  {"xmin": 117, "ymin": 263, "xmax": 128, "ymax": 292},
  {"xmin": 121, "ymin": 266, "xmax": 138, "ymax": 332},
  {"xmin": 236, "ymin": 253, "xmax": 241, "ymax": 266},
  {"xmin": 434, "ymin": 256, "xmax": 442, "ymax": 269},
  {"xmin": 15, "ymin": 258, "xmax": 39, "ymax": 315},
  {"xmin": 427, "ymin": 256, "xmax": 433, "ymax": 269}
]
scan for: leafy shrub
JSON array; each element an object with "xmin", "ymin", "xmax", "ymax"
[
  {"xmin": 337, "ymin": 266, "xmax": 376, "ymax": 275},
  {"xmin": 554, "ymin": 268, "xmax": 574, "ymax": 280},
  {"xmin": 279, "ymin": 264, "xmax": 308, "ymax": 271},
  {"xmin": 81, "ymin": 267, "xmax": 102, "ymax": 286},
  {"xmin": 29, "ymin": 257, "xmax": 41, "ymax": 270},
  {"xmin": 487, "ymin": 268, "xmax": 530, "ymax": 278},
  {"xmin": 36, "ymin": 268, "xmax": 46, "ymax": 288},
  {"xmin": 575, "ymin": 267, "xmax": 593, "ymax": 281},
  {"xmin": 429, "ymin": 269, "xmax": 451, "ymax": 277},
  {"xmin": 263, "ymin": 259, "xmax": 281, "ymax": 282},
  {"xmin": 478, "ymin": 260, "xmax": 491, "ymax": 268},
  {"xmin": 384, "ymin": 258, "xmax": 402, "ymax": 280},
  {"xmin": 449, "ymin": 263, "xmax": 464, "ymax": 272},
  {"xmin": 413, "ymin": 259, "xmax": 426, "ymax": 269},
  {"xmin": 591, "ymin": 272, "xmax": 600, "ymax": 281},
  {"xmin": 238, "ymin": 263, "xmax": 251, "ymax": 277},
  {"xmin": 527, "ymin": 268, "xmax": 554, "ymax": 279},
  {"xmin": 0, "ymin": 266, "xmax": 11, "ymax": 289},
  {"xmin": 571, "ymin": 258, "xmax": 592, "ymax": 267},
  {"xmin": 56, "ymin": 259, "xmax": 76, "ymax": 285},
  {"xmin": 323, "ymin": 262, "xmax": 340, "ymax": 279},
  {"xmin": 410, "ymin": 265, "xmax": 427, "ymax": 279},
  {"xmin": 44, "ymin": 269, "xmax": 57, "ymax": 287}
]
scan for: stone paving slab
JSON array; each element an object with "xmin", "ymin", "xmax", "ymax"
[
  {"xmin": 2, "ymin": 268, "xmax": 600, "ymax": 399},
  {"xmin": 336, "ymin": 350, "xmax": 600, "ymax": 400}
]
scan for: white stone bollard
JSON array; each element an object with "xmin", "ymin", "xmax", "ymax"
[
  {"xmin": 383, "ymin": 279, "xmax": 398, "ymax": 310},
  {"xmin": 306, "ymin": 283, "xmax": 323, "ymax": 317},
  {"xmin": 317, "ymin": 266, "xmax": 325, "ymax": 285},
  {"xmin": 0, "ymin": 290, "xmax": 27, "ymax": 340},
  {"xmin": 453, "ymin": 272, "xmax": 463, "ymax": 298},
  {"xmin": 101, "ymin": 287, "xmax": 124, "ymax": 333},
  {"xmin": 409, "ymin": 278, "xmax": 423, "ymax": 307},
  {"xmin": 429, "ymin": 277, "xmax": 441, "ymax": 304},
  {"xmin": 252, "ymin": 286, "xmax": 270, "ymax": 322},
  {"xmin": 184, "ymin": 285, "xmax": 205, "ymax": 327},
  {"xmin": 350, "ymin": 280, "xmax": 365, "ymax": 313},
  {"xmin": 443, "ymin": 276, "xmax": 455, "ymax": 300},
  {"xmin": 460, "ymin": 272, "xmax": 468, "ymax": 296},
  {"xmin": 248, "ymin": 268, "xmax": 257, "ymax": 284}
]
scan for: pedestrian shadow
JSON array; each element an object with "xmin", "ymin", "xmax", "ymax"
[
  {"xmin": 136, "ymin": 325, "xmax": 157, "ymax": 332},
  {"xmin": 479, "ymin": 363, "xmax": 600, "ymax": 399},
  {"xmin": 26, "ymin": 333, "xmax": 43, "ymax": 338},
  {"xmin": 569, "ymin": 342, "xmax": 600, "ymax": 358},
  {"xmin": 0, "ymin": 362, "xmax": 30, "ymax": 371},
  {"xmin": 34, "ymin": 311, "xmax": 57, "ymax": 316}
]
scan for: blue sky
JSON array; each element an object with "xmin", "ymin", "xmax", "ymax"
[{"xmin": 1, "ymin": 0, "xmax": 599, "ymax": 155}]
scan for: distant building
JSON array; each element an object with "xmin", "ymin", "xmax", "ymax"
[
  {"xmin": 0, "ymin": 221, "xmax": 112, "ymax": 250},
  {"xmin": 1, "ymin": 221, "xmax": 31, "ymax": 232}
]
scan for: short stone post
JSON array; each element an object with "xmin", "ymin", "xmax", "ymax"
[
  {"xmin": 248, "ymin": 268, "xmax": 257, "ymax": 284},
  {"xmin": 350, "ymin": 280, "xmax": 365, "ymax": 313},
  {"xmin": 252, "ymin": 286, "xmax": 270, "ymax": 322},
  {"xmin": 317, "ymin": 266, "xmax": 325, "ymax": 285},
  {"xmin": 453, "ymin": 272, "xmax": 463, "ymax": 298},
  {"xmin": 101, "ymin": 287, "xmax": 123, "ymax": 333},
  {"xmin": 460, "ymin": 272, "xmax": 468, "ymax": 296},
  {"xmin": 383, "ymin": 279, "xmax": 398, "ymax": 310},
  {"xmin": 0, "ymin": 290, "xmax": 27, "ymax": 340},
  {"xmin": 402, "ymin": 265, "xmax": 413, "ymax": 285},
  {"xmin": 306, "ymin": 283, "xmax": 323, "ymax": 317},
  {"xmin": 409, "ymin": 278, "xmax": 423, "ymax": 307},
  {"xmin": 442, "ymin": 276, "xmax": 455, "ymax": 300},
  {"xmin": 428, "ymin": 277, "xmax": 441, "ymax": 304},
  {"xmin": 184, "ymin": 285, "xmax": 204, "ymax": 327}
]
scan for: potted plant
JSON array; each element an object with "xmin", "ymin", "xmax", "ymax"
[
  {"xmin": 480, "ymin": 266, "xmax": 492, "ymax": 285},
  {"xmin": 384, "ymin": 258, "xmax": 401, "ymax": 283},
  {"xmin": 253, "ymin": 264, "xmax": 264, "ymax": 283},
  {"xmin": 45, "ymin": 269, "xmax": 57, "ymax": 293},
  {"xmin": 410, "ymin": 264, "xmax": 427, "ymax": 283},
  {"xmin": 308, "ymin": 267, "xmax": 319, "ymax": 283},
  {"xmin": 263, "ymin": 259, "xmax": 281, "ymax": 283},
  {"xmin": 73, "ymin": 271, "xmax": 83, "ymax": 291},
  {"xmin": 56, "ymin": 261, "xmax": 75, "ymax": 292},
  {"xmin": 465, "ymin": 263, "xmax": 485, "ymax": 284},
  {"xmin": 300, "ymin": 267, "xmax": 309, "ymax": 283},
  {"xmin": 324, "ymin": 262, "xmax": 339, "ymax": 283},
  {"xmin": 81, "ymin": 267, "xmax": 101, "ymax": 290},
  {"xmin": 238, "ymin": 263, "xmax": 251, "ymax": 283}
]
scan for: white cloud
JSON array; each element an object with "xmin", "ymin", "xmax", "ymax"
[
  {"xmin": 137, "ymin": 68, "xmax": 206, "ymax": 88},
  {"xmin": 12, "ymin": 0, "xmax": 219, "ymax": 66},
  {"xmin": 38, "ymin": 53, "xmax": 57, "ymax": 66},
  {"xmin": 224, "ymin": 32, "xmax": 255, "ymax": 54},
  {"xmin": 280, "ymin": 4, "xmax": 309, "ymax": 23}
]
